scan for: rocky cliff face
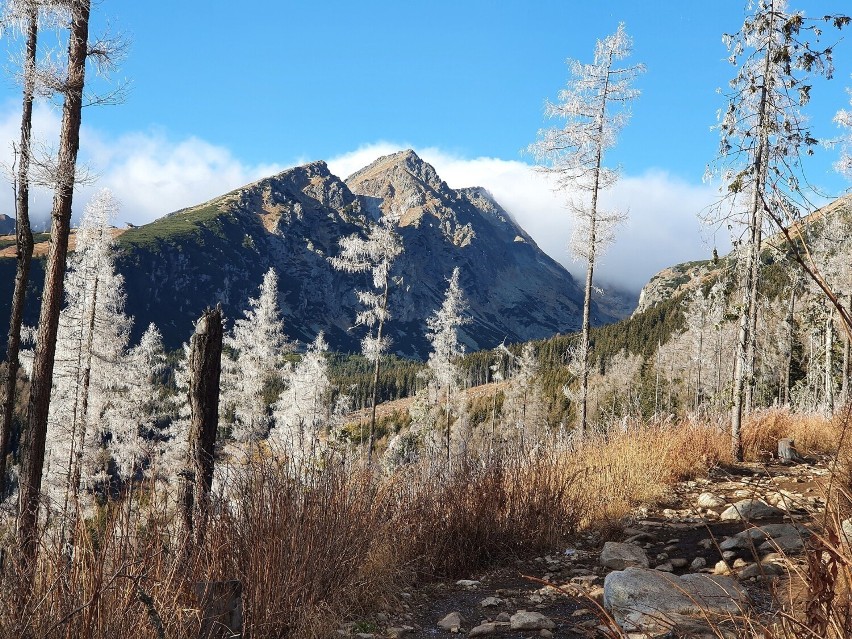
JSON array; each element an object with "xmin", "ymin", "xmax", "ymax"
[{"xmin": 0, "ymin": 150, "xmax": 621, "ymax": 358}]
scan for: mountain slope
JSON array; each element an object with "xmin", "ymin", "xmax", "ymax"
[{"xmin": 0, "ymin": 151, "xmax": 619, "ymax": 358}]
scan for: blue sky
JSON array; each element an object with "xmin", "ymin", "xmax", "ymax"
[{"xmin": 1, "ymin": 1, "xmax": 850, "ymax": 292}]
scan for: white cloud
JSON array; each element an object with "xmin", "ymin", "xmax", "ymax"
[{"xmin": 0, "ymin": 101, "xmax": 285, "ymax": 227}]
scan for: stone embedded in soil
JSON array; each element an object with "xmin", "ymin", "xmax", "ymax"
[
  {"xmin": 600, "ymin": 541, "xmax": 650, "ymax": 570},
  {"xmin": 455, "ymin": 579, "xmax": 481, "ymax": 588},
  {"xmin": 719, "ymin": 499, "xmax": 785, "ymax": 521},
  {"xmin": 479, "ymin": 596, "xmax": 503, "ymax": 608},
  {"xmin": 437, "ymin": 611, "xmax": 464, "ymax": 631},
  {"xmin": 509, "ymin": 610, "xmax": 556, "ymax": 631},
  {"xmin": 690, "ymin": 557, "xmax": 707, "ymax": 571},
  {"xmin": 697, "ymin": 492, "xmax": 727, "ymax": 508},
  {"xmin": 604, "ymin": 567, "xmax": 748, "ymax": 633},
  {"xmin": 468, "ymin": 622, "xmax": 499, "ymax": 637}
]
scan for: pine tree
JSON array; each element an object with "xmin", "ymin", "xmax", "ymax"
[
  {"xmin": 709, "ymin": 0, "xmax": 839, "ymax": 460},
  {"xmin": 529, "ymin": 23, "xmax": 644, "ymax": 435},
  {"xmin": 39, "ymin": 189, "xmax": 131, "ymax": 526},
  {"xmin": 425, "ymin": 267, "xmax": 469, "ymax": 464},
  {"xmin": 271, "ymin": 333, "xmax": 331, "ymax": 465},
  {"xmin": 330, "ymin": 213, "xmax": 403, "ymax": 461},
  {"xmin": 221, "ymin": 268, "xmax": 289, "ymax": 443}
]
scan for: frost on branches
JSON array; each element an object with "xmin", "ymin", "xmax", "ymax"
[
  {"xmin": 221, "ymin": 267, "xmax": 291, "ymax": 443},
  {"xmin": 270, "ymin": 333, "xmax": 331, "ymax": 464},
  {"xmin": 40, "ymin": 190, "xmax": 130, "ymax": 517},
  {"xmin": 330, "ymin": 212, "xmax": 403, "ymax": 460},
  {"xmin": 529, "ymin": 22, "xmax": 643, "ymax": 434}
]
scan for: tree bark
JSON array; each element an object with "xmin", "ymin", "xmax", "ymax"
[
  {"xmin": 0, "ymin": 4, "xmax": 38, "ymax": 500},
  {"xmin": 18, "ymin": 0, "xmax": 91, "ymax": 565},
  {"xmin": 183, "ymin": 306, "xmax": 223, "ymax": 547}
]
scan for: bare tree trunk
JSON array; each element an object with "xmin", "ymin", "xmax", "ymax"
[
  {"xmin": 0, "ymin": 5, "xmax": 38, "ymax": 500},
  {"xmin": 825, "ymin": 302, "xmax": 834, "ymax": 415},
  {"xmin": 842, "ymin": 293, "xmax": 851, "ymax": 406},
  {"xmin": 366, "ymin": 280, "xmax": 389, "ymax": 463},
  {"xmin": 183, "ymin": 307, "xmax": 223, "ymax": 547},
  {"xmin": 18, "ymin": 0, "xmax": 91, "ymax": 565},
  {"xmin": 782, "ymin": 284, "xmax": 797, "ymax": 406}
]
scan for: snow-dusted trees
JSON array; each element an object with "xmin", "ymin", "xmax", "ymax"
[
  {"xmin": 501, "ymin": 343, "xmax": 544, "ymax": 449},
  {"xmin": 330, "ymin": 213, "xmax": 403, "ymax": 461},
  {"xmin": 710, "ymin": 0, "xmax": 838, "ymax": 460},
  {"xmin": 271, "ymin": 333, "xmax": 331, "ymax": 463},
  {"xmin": 529, "ymin": 23, "xmax": 644, "ymax": 435},
  {"xmin": 221, "ymin": 268, "xmax": 289, "ymax": 443},
  {"xmin": 425, "ymin": 268, "xmax": 469, "ymax": 464},
  {"xmin": 39, "ymin": 190, "xmax": 130, "ymax": 524}
]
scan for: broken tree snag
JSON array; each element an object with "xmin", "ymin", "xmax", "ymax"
[
  {"xmin": 194, "ymin": 580, "xmax": 243, "ymax": 639},
  {"xmin": 185, "ymin": 306, "xmax": 223, "ymax": 546},
  {"xmin": 778, "ymin": 438, "xmax": 804, "ymax": 464}
]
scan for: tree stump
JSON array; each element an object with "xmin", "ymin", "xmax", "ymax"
[
  {"xmin": 195, "ymin": 580, "xmax": 242, "ymax": 639},
  {"xmin": 778, "ymin": 438, "xmax": 803, "ymax": 464}
]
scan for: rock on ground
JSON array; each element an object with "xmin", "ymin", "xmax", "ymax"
[
  {"xmin": 719, "ymin": 499, "xmax": 785, "ymax": 521},
  {"xmin": 509, "ymin": 610, "xmax": 556, "ymax": 631},
  {"xmin": 599, "ymin": 541, "xmax": 650, "ymax": 570},
  {"xmin": 604, "ymin": 567, "xmax": 749, "ymax": 634}
]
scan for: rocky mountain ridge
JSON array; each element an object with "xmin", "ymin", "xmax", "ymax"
[{"xmin": 0, "ymin": 150, "xmax": 623, "ymax": 358}]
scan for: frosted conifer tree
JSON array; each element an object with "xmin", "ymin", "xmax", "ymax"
[
  {"xmin": 330, "ymin": 213, "xmax": 403, "ymax": 461},
  {"xmin": 425, "ymin": 267, "xmax": 469, "ymax": 464},
  {"xmin": 529, "ymin": 23, "xmax": 644, "ymax": 435},
  {"xmin": 271, "ymin": 333, "xmax": 331, "ymax": 464},
  {"xmin": 221, "ymin": 267, "xmax": 290, "ymax": 443},
  {"xmin": 112, "ymin": 323, "xmax": 167, "ymax": 484},
  {"xmin": 708, "ymin": 0, "xmax": 841, "ymax": 459},
  {"xmin": 42, "ymin": 189, "xmax": 131, "ymax": 520}
]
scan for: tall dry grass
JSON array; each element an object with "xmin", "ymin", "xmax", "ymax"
[{"xmin": 4, "ymin": 409, "xmax": 848, "ymax": 637}]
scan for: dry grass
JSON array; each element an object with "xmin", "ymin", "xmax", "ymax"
[
  {"xmin": 741, "ymin": 408, "xmax": 841, "ymax": 461},
  {"xmin": 4, "ymin": 409, "xmax": 851, "ymax": 637}
]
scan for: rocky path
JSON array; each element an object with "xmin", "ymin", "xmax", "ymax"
[{"xmin": 340, "ymin": 458, "xmax": 833, "ymax": 638}]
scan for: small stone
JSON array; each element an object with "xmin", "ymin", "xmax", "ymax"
[
  {"xmin": 690, "ymin": 557, "xmax": 707, "ymax": 571},
  {"xmin": 539, "ymin": 630, "xmax": 553, "ymax": 638},
  {"xmin": 496, "ymin": 612, "xmax": 511, "ymax": 623},
  {"xmin": 670, "ymin": 558, "xmax": 688, "ymax": 569},
  {"xmin": 600, "ymin": 542, "xmax": 650, "ymax": 570},
  {"xmin": 588, "ymin": 586, "xmax": 605, "ymax": 604},
  {"xmin": 510, "ymin": 610, "xmax": 556, "ymax": 631},
  {"xmin": 455, "ymin": 579, "xmax": 481, "ymax": 588},
  {"xmin": 698, "ymin": 538, "xmax": 714, "ymax": 550},
  {"xmin": 697, "ymin": 492, "xmax": 727, "ymax": 508},
  {"xmin": 437, "ymin": 612, "xmax": 464, "ymax": 632},
  {"xmin": 468, "ymin": 622, "xmax": 497, "ymax": 637},
  {"xmin": 714, "ymin": 560, "xmax": 731, "ymax": 575},
  {"xmin": 720, "ymin": 499, "xmax": 785, "ymax": 521},
  {"xmin": 655, "ymin": 562, "xmax": 674, "ymax": 572},
  {"xmin": 480, "ymin": 596, "xmax": 503, "ymax": 608}
]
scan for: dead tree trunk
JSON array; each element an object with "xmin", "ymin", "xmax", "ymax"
[
  {"xmin": 18, "ymin": 0, "xmax": 91, "ymax": 565},
  {"xmin": 181, "ymin": 306, "xmax": 223, "ymax": 547},
  {"xmin": 0, "ymin": 4, "xmax": 38, "ymax": 500}
]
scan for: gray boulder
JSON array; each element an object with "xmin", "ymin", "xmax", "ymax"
[
  {"xmin": 720, "ymin": 499, "xmax": 785, "ymax": 521},
  {"xmin": 600, "ymin": 541, "xmax": 650, "ymax": 570}
]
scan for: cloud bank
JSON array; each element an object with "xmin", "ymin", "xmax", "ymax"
[{"xmin": 0, "ymin": 104, "xmax": 725, "ymax": 294}]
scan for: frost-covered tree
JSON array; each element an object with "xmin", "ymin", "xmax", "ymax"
[
  {"xmin": 502, "ymin": 343, "xmax": 543, "ymax": 449},
  {"xmin": 529, "ymin": 23, "xmax": 644, "ymax": 435},
  {"xmin": 112, "ymin": 323, "xmax": 167, "ymax": 485},
  {"xmin": 271, "ymin": 333, "xmax": 331, "ymax": 465},
  {"xmin": 330, "ymin": 213, "xmax": 403, "ymax": 461},
  {"xmin": 425, "ymin": 267, "xmax": 469, "ymax": 464},
  {"xmin": 221, "ymin": 268, "xmax": 289, "ymax": 443},
  {"xmin": 708, "ymin": 0, "xmax": 840, "ymax": 460},
  {"xmin": 39, "ymin": 189, "xmax": 130, "ymax": 526}
]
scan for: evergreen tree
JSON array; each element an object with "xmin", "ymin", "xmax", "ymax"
[
  {"xmin": 271, "ymin": 333, "xmax": 331, "ymax": 464},
  {"xmin": 41, "ymin": 189, "xmax": 130, "ymax": 523},
  {"xmin": 330, "ymin": 213, "xmax": 403, "ymax": 461},
  {"xmin": 529, "ymin": 23, "xmax": 644, "ymax": 435},
  {"xmin": 221, "ymin": 268, "xmax": 290, "ymax": 443},
  {"xmin": 425, "ymin": 267, "xmax": 469, "ymax": 464},
  {"xmin": 709, "ymin": 0, "xmax": 838, "ymax": 459}
]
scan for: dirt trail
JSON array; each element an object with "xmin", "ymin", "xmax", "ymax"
[{"xmin": 340, "ymin": 457, "xmax": 830, "ymax": 638}]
